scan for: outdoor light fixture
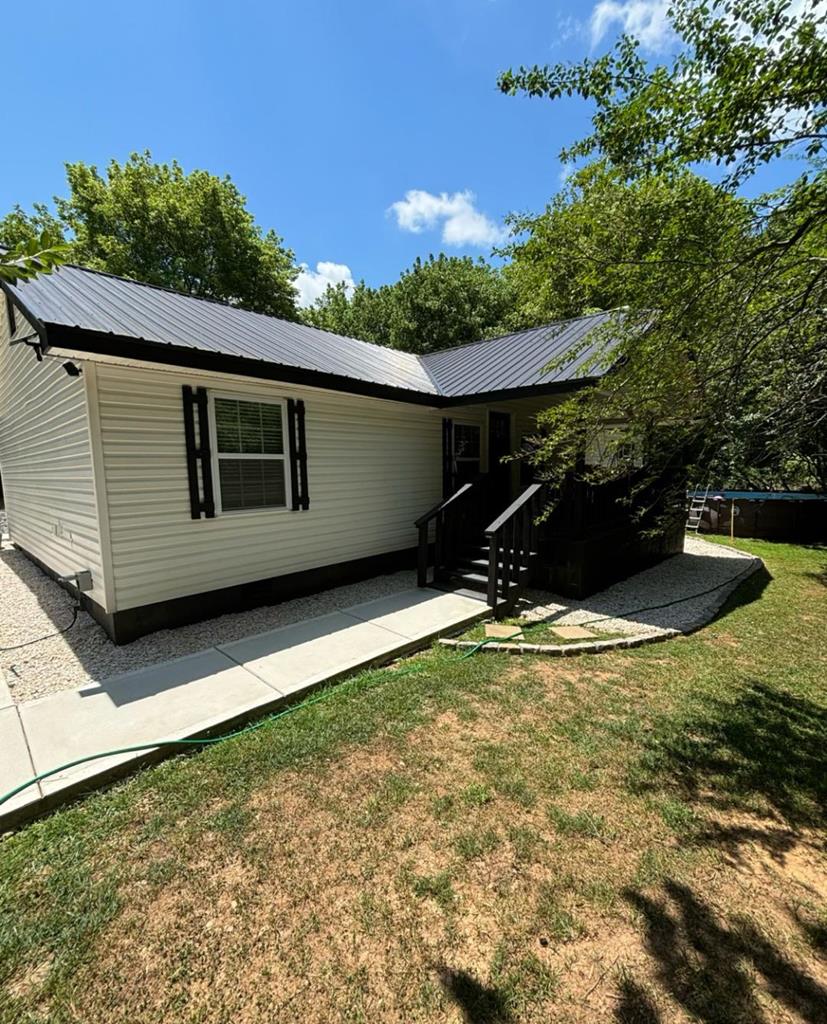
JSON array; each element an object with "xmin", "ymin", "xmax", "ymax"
[{"xmin": 62, "ymin": 361, "xmax": 82, "ymax": 377}]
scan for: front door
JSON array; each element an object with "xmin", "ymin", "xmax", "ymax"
[{"xmin": 488, "ymin": 411, "xmax": 512, "ymax": 511}]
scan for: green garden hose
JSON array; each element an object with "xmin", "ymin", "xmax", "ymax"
[
  {"xmin": 0, "ymin": 558, "xmax": 755, "ymax": 816},
  {"xmin": 0, "ymin": 637, "xmax": 519, "ymax": 815},
  {"xmin": 0, "ymin": 661, "xmax": 431, "ymax": 813}
]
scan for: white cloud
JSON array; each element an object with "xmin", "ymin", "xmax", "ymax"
[
  {"xmin": 590, "ymin": 0, "xmax": 676, "ymax": 53},
  {"xmin": 388, "ymin": 189, "xmax": 506, "ymax": 247},
  {"xmin": 556, "ymin": 13, "xmax": 584, "ymax": 44},
  {"xmin": 294, "ymin": 261, "xmax": 355, "ymax": 308}
]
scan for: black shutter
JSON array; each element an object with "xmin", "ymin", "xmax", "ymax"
[
  {"xmin": 182, "ymin": 385, "xmax": 216, "ymax": 519},
  {"xmin": 287, "ymin": 398, "xmax": 310, "ymax": 511},
  {"xmin": 442, "ymin": 417, "xmax": 454, "ymax": 497},
  {"xmin": 286, "ymin": 399, "xmax": 300, "ymax": 511},
  {"xmin": 296, "ymin": 400, "xmax": 309, "ymax": 509}
]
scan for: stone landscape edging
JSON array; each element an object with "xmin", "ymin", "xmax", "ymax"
[{"xmin": 439, "ymin": 550, "xmax": 764, "ymax": 657}]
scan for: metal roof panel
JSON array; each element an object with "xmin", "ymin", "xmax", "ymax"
[
  {"xmin": 419, "ymin": 314, "xmax": 614, "ymax": 396},
  {"xmin": 7, "ymin": 265, "xmax": 616, "ymax": 400}
]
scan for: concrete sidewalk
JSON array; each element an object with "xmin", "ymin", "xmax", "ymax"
[{"xmin": 0, "ymin": 587, "xmax": 486, "ymax": 832}]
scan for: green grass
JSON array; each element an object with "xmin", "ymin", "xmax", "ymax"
[
  {"xmin": 1, "ymin": 537, "xmax": 825, "ymax": 1023},
  {"xmin": 408, "ymin": 869, "xmax": 457, "ymax": 910},
  {"xmin": 453, "ymin": 827, "xmax": 501, "ymax": 861},
  {"xmin": 547, "ymin": 804, "xmax": 612, "ymax": 840}
]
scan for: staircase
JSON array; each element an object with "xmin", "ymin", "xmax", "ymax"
[
  {"xmin": 415, "ymin": 478, "xmax": 546, "ymax": 616},
  {"xmin": 437, "ymin": 534, "xmax": 534, "ymax": 610},
  {"xmin": 686, "ymin": 484, "xmax": 710, "ymax": 532}
]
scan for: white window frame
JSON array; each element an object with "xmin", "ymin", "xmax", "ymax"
[{"xmin": 208, "ymin": 391, "xmax": 293, "ymax": 516}]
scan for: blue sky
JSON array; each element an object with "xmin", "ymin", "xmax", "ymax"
[{"xmin": 3, "ymin": 0, "xmax": 796, "ymax": 305}]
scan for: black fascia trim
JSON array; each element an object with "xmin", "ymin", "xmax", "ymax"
[
  {"xmin": 42, "ymin": 323, "xmax": 597, "ymax": 407},
  {"xmin": 5, "ymin": 293, "xmax": 16, "ymax": 334},
  {"xmin": 0, "ymin": 279, "xmax": 48, "ymax": 344},
  {"xmin": 43, "ymin": 324, "xmax": 443, "ymax": 407},
  {"xmin": 437, "ymin": 378, "xmax": 597, "ymax": 406}
]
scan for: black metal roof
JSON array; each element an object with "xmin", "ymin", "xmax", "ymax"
[
  {"xmin": 4, "ymin": 263, "xmax": 615, "ymax": 405},
  {"xmin": 420, "ymin": 314, "xmax": 614, "ymax": 397}
]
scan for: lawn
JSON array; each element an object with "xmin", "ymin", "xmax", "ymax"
[{"xmin": 1, "ymin": 538, "xmax": 825, "ymax": 1023}]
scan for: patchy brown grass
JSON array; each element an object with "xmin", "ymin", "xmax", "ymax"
[
  {"xmin": 2, "ymin": 539, "xmax": 826, "ymax": 1023},
  {"xmin": 64, "ymin": 679, "xmax": 827, "ymax": 1023}
]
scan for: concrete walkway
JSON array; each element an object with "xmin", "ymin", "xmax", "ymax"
[{"xmin": 0, "ymin": 587, "xmax": 486, "ymax": 832}]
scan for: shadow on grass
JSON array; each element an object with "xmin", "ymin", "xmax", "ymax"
[
  {"xmin": 635, "ymin": 680, "xmax": 827, "ymax": 836},
  {"xmin": 436, "ymin": 966, "xmax": 512, "ymax": 1023},
  {"xmin": 709, "ymin": 562, "xmax": 772, "ymax": 622},
  {"xmin": 614, "ymin": 978, "xmax": 662, "ymax": 1023},
  {"xmin": 617, "ymin": 879, "xmax": 827, "ymax": 1024}
]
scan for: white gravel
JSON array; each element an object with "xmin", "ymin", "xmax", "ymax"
[
  {"xmin": 1, "ymin": 534, "xmax": 758, "ymax": 703},
  {"xmin": 0, "ymin": 537, "xmax": 417, "ymax": 703},
  {"xmin": 517, "ymin": 535, "xmax": 760, "ymax": 640}
]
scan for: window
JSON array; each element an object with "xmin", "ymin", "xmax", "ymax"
[
  {"xmin": 453, "ymin": 422, "xmax": 481, "ymax": 485},
  {"xmin": 585, "ymin": 426, "xmax": 643, "ymax": 471},
  {"xmin": 210, "ymin": 395, "xmax": 290, "ymax": 512}
]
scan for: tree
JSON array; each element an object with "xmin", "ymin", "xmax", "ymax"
[
  {"xmin": 0, "ymin": 204, "xmax": 68, "ymax": 283},
  {"xmin": 305, "ymin": 254, "xmax": 513, "ymax": 354},
  {"xmin": 498, "ymin": 0, "xmax": 827, "ymax": 187},
  {"xmin": 497, "ymin": 0, "xmax": 827, "ymax": 494},
  {"xmin": 304, "ymin": 280, "xmax": 390, "ymax": 345},
  {"xmin": 0, "ymin": 204, "xmax": 65, "ymax": 252},
  {"xmin": 0, "ymin": 234, "xmax": 69, "ymax": 285},
  {"xmin": 501, "ymin": 163, "xmax": 750, "ymax": 328},
  {"xmin": 1, "ymin": 152, "xmax": 300, "ymax": 319}
]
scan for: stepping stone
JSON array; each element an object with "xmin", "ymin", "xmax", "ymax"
[
  {"xmin": 485, "ymin": 623, "xmax": 524, "ymax": 639},
  {"xmin": 551, "ymin": 625, "xmax": 599, "ymax": 640}
]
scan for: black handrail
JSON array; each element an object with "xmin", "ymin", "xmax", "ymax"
[
  {"xmin": 415, "ymin": 476, "xmax": 485, "ymax": 587},
  {"xmin": 484, "ymin": 482, "xmax": 546, "ymax": 610},
  {"xmin": 414, "ymin": 482, "xmax": 474, "ymax": 529}
]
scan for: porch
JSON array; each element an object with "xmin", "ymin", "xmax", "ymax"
[{"xmin": 416, "ymin": 398, "xmax": 686, "ymax": 615}]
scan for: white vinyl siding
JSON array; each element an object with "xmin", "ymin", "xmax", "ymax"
[
  {"xmin": 93, "ymin": 363, "xmax": 443, "ymax": 611},
  {"xmin": 0, "ymin": 310, "xmax": 106, "ymax": 607}
]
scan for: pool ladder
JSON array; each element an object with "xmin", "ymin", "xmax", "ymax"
[{"xmin": 686, "ymin": 485, "xmax": 710, "ymax": 532}]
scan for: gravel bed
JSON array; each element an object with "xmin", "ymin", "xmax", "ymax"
[
  {"xmin": 0, "ymin": 539, "xmax": 417, "ymax": 703},
  {"xmin": 1, "ymin": 534, "xmax": 757, "ymax": 703},
  {"xmin": 516, "ymin": 535, "xmax": 760, "ymax": 640}
]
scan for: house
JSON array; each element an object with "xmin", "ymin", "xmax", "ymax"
[{"xmin": 0, "ymin": 265, "xmax": 683, "ymax": 644}]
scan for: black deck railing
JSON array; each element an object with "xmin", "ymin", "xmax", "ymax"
[
  {"xmin": 415, "ymin": 476, "xmax": 486, "ymax": 587},
  {"xmin": 484, "ymin": 482, "xmax": 546, "ymax": 610}
]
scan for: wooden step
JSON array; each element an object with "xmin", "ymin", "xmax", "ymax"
[
  {"xmin": 460, "ymin": 545, "xmax": 537, "ymax": 560},
  {"xmin": 447, "ymin": 571, "xmax": 489, "ymax": 590},
  {"xmin": 457, "ymin": 557, "xmax": 530, "ymax": 574},
  {"xmin": 446, "ymin": 570, "xmax": 529, "ymax": 598}
]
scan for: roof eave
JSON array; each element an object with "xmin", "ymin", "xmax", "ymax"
[
  {"xmin": 0, "ymin": 279, "xmax": 49, "ymax": 345},
  {"xmin": 438, "ymin": 378, "xmax": 597, "ymax": 406},
  {"xmin": 39, "ymin": 322, "xmax": 599, "ymax": 407},
  {"xmin": 42, "ymin": 323, "xmax": 444, "ymax": 407}
]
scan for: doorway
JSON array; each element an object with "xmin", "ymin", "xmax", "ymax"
[{"xmin": 488, "ymin": 411, "xmax": 512, "ymax": 510}]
